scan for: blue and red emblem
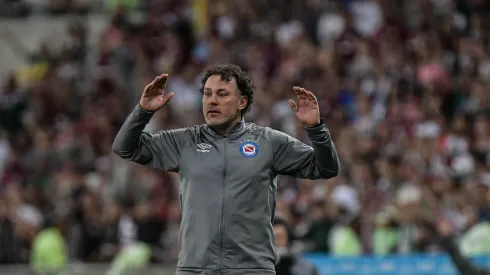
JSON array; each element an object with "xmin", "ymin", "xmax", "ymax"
[{"xmin": 240, "ymin": 141, "xmax": 258, "ymax": 158}]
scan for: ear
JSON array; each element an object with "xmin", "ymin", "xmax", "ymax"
[{"xmin": 238, "ymin": 95, "xmax": 248, "ymax": 111}]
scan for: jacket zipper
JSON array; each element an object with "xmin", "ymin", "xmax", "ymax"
[{"xmin": 219, "ymin": 137, "xmax": 227, "ymax": 274}]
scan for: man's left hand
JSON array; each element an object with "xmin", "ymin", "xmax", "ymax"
[{"xmin": 289, "ymin": 87, "xmax": 321, "ymax": 127}]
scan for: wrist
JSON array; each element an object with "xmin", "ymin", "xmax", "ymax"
[
  {"xmin": 137, "ymin": 103, "xmax": 155, "ymax": 114},
  {"xmin": 305, "ymin": 117, "xmax": 323, "ymax": 128},
  {"xmin": 138, "ymin": 101, "xmax": 155, "ymax": 113}
]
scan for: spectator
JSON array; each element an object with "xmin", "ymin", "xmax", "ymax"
[
  {"xmin": 274, "ymin": 218, "xmax": 318, "ymax": 275},
  {"xmin": 431, "ymin": 218, "xmax": 490, "ymax": 275},
  {"xmin": 30, "ymin": 211, "xmax": 70, "ymax": 275},
  {"xmin": 0, "ymin": 197, "xmax": 20, "ymax": 263}
]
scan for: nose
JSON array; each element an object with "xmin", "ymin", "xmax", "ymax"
[{"xmin": 207, "ymin": 94, "xmax": 218, "ymax": 105}]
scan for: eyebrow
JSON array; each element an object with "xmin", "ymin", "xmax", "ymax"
[{"xmin": 204, "ymin": 88, "xmax": 229, "ymax": 93}]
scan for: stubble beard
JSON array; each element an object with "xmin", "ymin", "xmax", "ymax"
[{"xmin": 207, "ymin": 112, "xmax": 241, "ymax": 134}]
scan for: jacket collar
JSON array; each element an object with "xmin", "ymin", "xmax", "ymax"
[{"xmin": 205, "ymin": 120, "xmax": 246, "ymax": 139}]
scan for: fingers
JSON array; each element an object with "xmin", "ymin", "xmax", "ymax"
[
  {"xmin": 293, "ymin": 86, "xmax": 318, "ymax": 104},
  {"xmin": 154, "ymin": 74, "xmax": 168, "ymax": 88},
  {"xmin": 161, "ymin": 92, "xmax": 175, "ymax": 106},
  {"xmin": 144, "ymin": 74, "xmax": 168, "ymax": 94},
  {"xmin": 288, "ymin": 99, "xmax": 298, "ymax": 111},
  {"xmin": 293, "ymin": 86, "xmax": 306, "ymax": 99},
  {"xmin": 306, "ymin": 90, "xmax": 317, "ymax": 101}
]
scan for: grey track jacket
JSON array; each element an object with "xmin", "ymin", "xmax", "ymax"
[{"xmin": 112, "ymin": 104, "xmax": 340, "ymax": 275}]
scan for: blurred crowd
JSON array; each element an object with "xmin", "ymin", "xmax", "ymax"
[{"xmin": 1, "ymin": 0, "xmax": 490, "ymax": 267}]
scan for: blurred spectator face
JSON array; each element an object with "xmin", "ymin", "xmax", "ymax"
[
  {"xmin": 275, "ymin": 200, "xmax": 293, "ymax": 225},
  {"xmin": 134, "ymin": 203, "xmax": 151, "ymax": 221},
  {"xmin": 311, "ymin": 201, "xmax": 326, "ymax": 222},
  {"xmin": 168, "ymin": 200, "xmax": 182, "ymax": 223},
  {"xmin": 397, "ymin": 202, "xmax": 421, "ymax": 224},
  {"xmin": 297, "ymin": 42, "xmax": 317, "ymax": 67},
  {"xmin": 417, "ymin": 63, "xmax": 448, "ymax": 88},
  {"xmin": 33, "ymin": 129, "xmax": 51, "ymax": 150},
  {"xmin": 396, "ymin": 184, "xmax": 423, "ymax": 224},
  {"xmin": 0, "ymin": 199, "xmax": 6, "ymax": 220},
  {"xmin": 274, "ymin": 223, "xmax": 289, "ymax": 248},
  {"xmin": 5, "ymin": 185, "xmax": 22, "ymax": 210},
  {"xmin": 14, "ymin": 205, "xmax": 43, "ymax": 240},
  {"xmin": 202, "ymin": 75, "xmax": 247, "ymax": 129},
  {"xmin": 104, "ymin": 202, "xmax": 121, "ymax": 223},
  {"xmin": 474, "ymin": 116, "xmax": 488, "ymax": 137},
  {"xmin": 352, "ymin": 163, "xmax": 372, "ymax": 187},
  {"xmin": 451, "ymin": 116, "xmax": 466, "ymax": 134},
  {"xmin": 377, "ymin": 158, "xmax": 392, "ymax": 178},
  {"xmin": 325, "ymin": 201, "xmax": 340, "ymax": 218},
  {"xmin": 462, "ymin": 206, "xmax": 478, "ymax": 228},
  {"xmin": 431, "ymin": 175, "xmax": 451, "ymax": 196},
  {"xmin": 317, "ymin": 49, "xmax": 334, "ymax": 69},
  {"xmin": 470, "ymin": 82, "xmax": 484, "ymax": 100},
  {"xmin": 81, "ymin": 193, "xmax": 98, "ymax": 214},
  {"xmin": 15, "ymin": 221, "xmax": 36, "ymax": 240}
]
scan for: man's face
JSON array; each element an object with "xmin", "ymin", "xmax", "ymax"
[{"xmin": 202, "ymin": 75, "xmax": 247, "ymax": 129}]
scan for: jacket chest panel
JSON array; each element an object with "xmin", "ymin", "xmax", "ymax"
[
  {"xmin": 179, "ymin": 136, "xmax": 273, "ymax": 185},
  {"xmin": 224, "ymin": 139, "xmax": 272, "ymax": 176}
]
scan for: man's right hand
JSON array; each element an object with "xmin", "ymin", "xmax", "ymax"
[{"xmin": 140, "ymin": 74, "xmax": 174, "ymax": 112}]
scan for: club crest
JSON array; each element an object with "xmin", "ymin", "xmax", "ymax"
[{"xmin": 240, "ymin": 141, "xmax": 258, "ymax": 158}]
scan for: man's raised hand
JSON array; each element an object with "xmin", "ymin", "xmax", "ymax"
[
  {"xmin": 289, "ymin": 87, "xmax": 321, "ymax": 127},
  {"xmin": 140, "ymin": 74, "xmax": 174, "ymax": 112}
]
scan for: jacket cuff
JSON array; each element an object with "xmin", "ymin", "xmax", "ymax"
[
  {"xmin": 305, "ymin": 124, "xmax": 331, "ymax": 141},
  {"xmin": 134, "ymin": 103, "xmax": 155, "ymax": 121}
]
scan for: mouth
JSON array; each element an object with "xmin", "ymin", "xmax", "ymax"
[{"xmin": 207, "ymin": 110, "xmax": 221, "ymax": 115}]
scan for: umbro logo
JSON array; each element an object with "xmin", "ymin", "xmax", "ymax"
[{"xmin": 197, "ymin": 143, "xmax": 212, "ymax": 152}]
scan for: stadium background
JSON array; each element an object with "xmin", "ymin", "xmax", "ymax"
[{"xmin": 0, "ymin": 0, "xmax": 490, "ymax": 274}]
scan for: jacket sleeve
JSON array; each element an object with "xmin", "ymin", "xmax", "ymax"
[
  {"xmin": 112, "ymin": 104, "xmax": 188, "ymax": 172},
  {"xmin": 441, "ymin": 237, "xmax": 490, "ymax": 275},
  {"xmin": 271, "ymin": 124, "xmax": 340, "ymax": 179}
]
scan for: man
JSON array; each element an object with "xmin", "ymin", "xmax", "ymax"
[
  {"xmin": 112, "ymin": 64, "xmax": 340, "ymax": 275},
  {"xmin": 274, "ymin": 218, "xmax": 318, "ymax": 275},
  {"xmin": 431, "ymin": 219, "xmax": 490, "ymax": 275}
]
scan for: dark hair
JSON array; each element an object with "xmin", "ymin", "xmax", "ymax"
[{"xmin": 199, "ymin": 64, "xmax": 254, "ymax": 116}]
